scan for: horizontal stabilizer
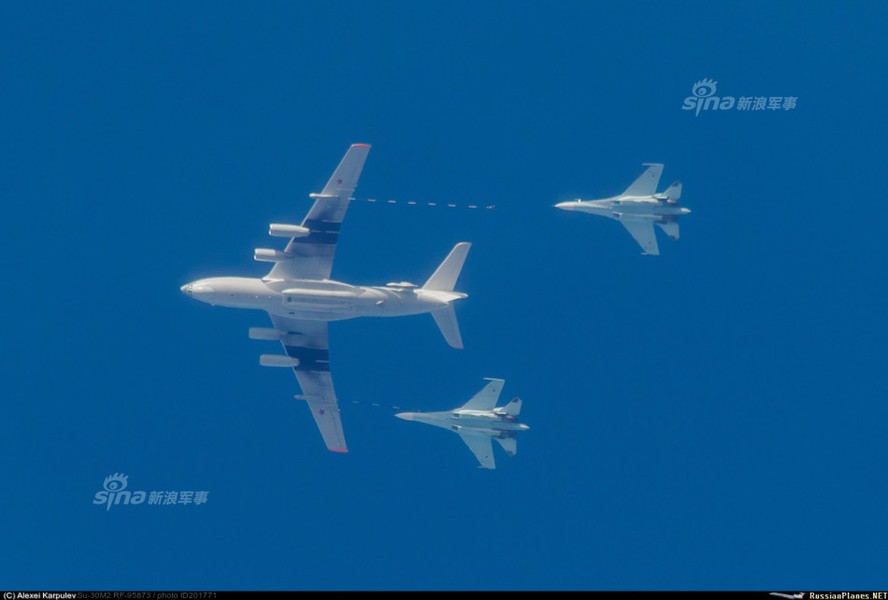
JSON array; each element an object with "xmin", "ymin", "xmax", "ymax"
[
  {"xmin": 657, "ymin": 221, "xmax": 680, "ymax": 240},
  {"xmin": 495, "ymin": 436, "xmax": 518, "ymax": 457},
  {"xmin": 431, "ymin": 304, "xmax": 464, "ymax": 349},
  {"xmin": 460, "ymin": 378, "xmax": 504, "ymax": 411},
  {"xmin": 499, "ymin": 397, "xmax": 522, "ymax": 417},
  {"xmin": 663, "ymin": 181, "xmax": 682, "ymax": 202},
  {"xmin": 423, "ymin": 242, "xmax": 471, "ymax": 292}
]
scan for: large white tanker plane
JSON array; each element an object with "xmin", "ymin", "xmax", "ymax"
[{"xmin": 181, "ymin": 144, "xmax": 471, "ymax": 453}]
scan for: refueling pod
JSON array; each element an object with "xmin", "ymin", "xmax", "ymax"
[{"xmin": 259, "ymin": 354, "xmax": 300, "ymax": 367}]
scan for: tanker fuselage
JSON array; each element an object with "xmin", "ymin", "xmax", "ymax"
[{"xmin": 180, "ymin": 276, "xmax": 463, "ymax": 321}]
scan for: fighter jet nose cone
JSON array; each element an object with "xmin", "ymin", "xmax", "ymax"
[
  {"xmin": 394, "ymin": 413, "xmax": 414, "ymax": 421},
  {"xmin": 180, "ymin": 283, "xmax": 192, "ymax": 295}
]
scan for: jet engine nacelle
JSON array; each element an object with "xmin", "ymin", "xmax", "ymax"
[
  {"xmin": 269, "ymin": 223, "xmax": 310, "ymax": 238},
  {"xmin": 259, "ymin": 354, "xmax": 300, "ymax": 367},
  {"xmin": 254, "ymin": 248, "xmax": 293, "ymax": 263},
  {"xmin": 248, "ymin": 327, "xmax": 281, "ymax": 341},
  {"xmin": 249, "ymin": 328, "xmax": 308, "ymax": 346}
]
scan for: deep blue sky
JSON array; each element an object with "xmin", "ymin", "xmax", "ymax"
[{"xmin": 2, "ymin": 1, "xmax": 887, "ymax": 591}]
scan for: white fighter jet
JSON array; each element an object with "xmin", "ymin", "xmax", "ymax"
[
  {"xmin": 181, "ymin": 144, "xmax": 471, "ymax": 453},
  {"xmin": 555, "ymin": 163, "xmax": 690, "ymax": 255},
  {"xmin": 395, "ymin": 378, "xmax": 528, "ymax": 469}
]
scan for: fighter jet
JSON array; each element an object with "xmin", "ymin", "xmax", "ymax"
[
  {"xmin": 181, "ymin": 144, "xmax": 471, "ymax": 453},
  {"xmin": 395, "ymin": 378, "xmax": 528, "ymax": 469},
  {"xmin": 555, "ymin": 163, "xmax": 690, "ymax": 255}
]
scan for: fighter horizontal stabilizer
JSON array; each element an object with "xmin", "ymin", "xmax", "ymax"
[
  {"xmin": 622, "ymin": 163, "xmax": 663, "ymax": 197},
  {"xmin": 431, "ymin": 304, "xmax": 463, "ymax": 349},
  {"xmin": 460, "ymin": 378, "xmax": 505, "ymax": 411},
  {"xmin": 621, "ymin": 219, "xmax": 660, "ymax": 255},
  {"xmin": 494, "ymin": 436, "xmax": 518, "ymax": 457},
  {"xmin": 459, "ymin": 432, "xmax": 496, "ymax": 469},
  {"xmin": 663, "ymin": 181, "xmax": 682, "ymax": 202},
  {"xmin": 422, "ymin": 242, "xmax": 471, "ymax": 292},
  {"xmin": 656, "ymin": 221, "xmax": 680, "ymax": 240},
  {"xmin": 495, "ymin": 397, "xmax": 522, "ymax": 417}
]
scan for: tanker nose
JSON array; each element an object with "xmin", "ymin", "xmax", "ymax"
[{"xmin": 181, "ymin": 282, "xmax": 214, "ymax": 298}]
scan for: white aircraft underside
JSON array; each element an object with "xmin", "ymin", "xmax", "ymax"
[
  {"xmin": 181, "ymin": 144, "xmax": 471, "ymax": 453},
  {"xmin": 555, "ymin": 163, "xmax": 690, "ymax": 255},
  {"xmin": 395, "ymin": 378, "xmax": 529, "ymax": 469}
]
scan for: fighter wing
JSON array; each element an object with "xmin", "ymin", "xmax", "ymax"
[
  {"xmin": 458, "ymin": 432, "xmax": 496, "ymax": 469},
  {"xmin": 269, "ymin": 314, "xmax": 347, "ymax": 453},
  {"xmin": 267, "ymin": 144, "xmax": 371, "ymax": 281},
  {"xmin": 459, "ymin": 378, "xmax": 505, "ymax": 411},
  {"xmin": 621, "ymin": 219, "xmax": 660, "ymax": 256},
  {"xmin": 621, "ymin": 163, "xmax": 663, "ymax": 197},
  {"xmin": 656, "ymin": 220, "xmax": 680, "ymax": 240}
]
